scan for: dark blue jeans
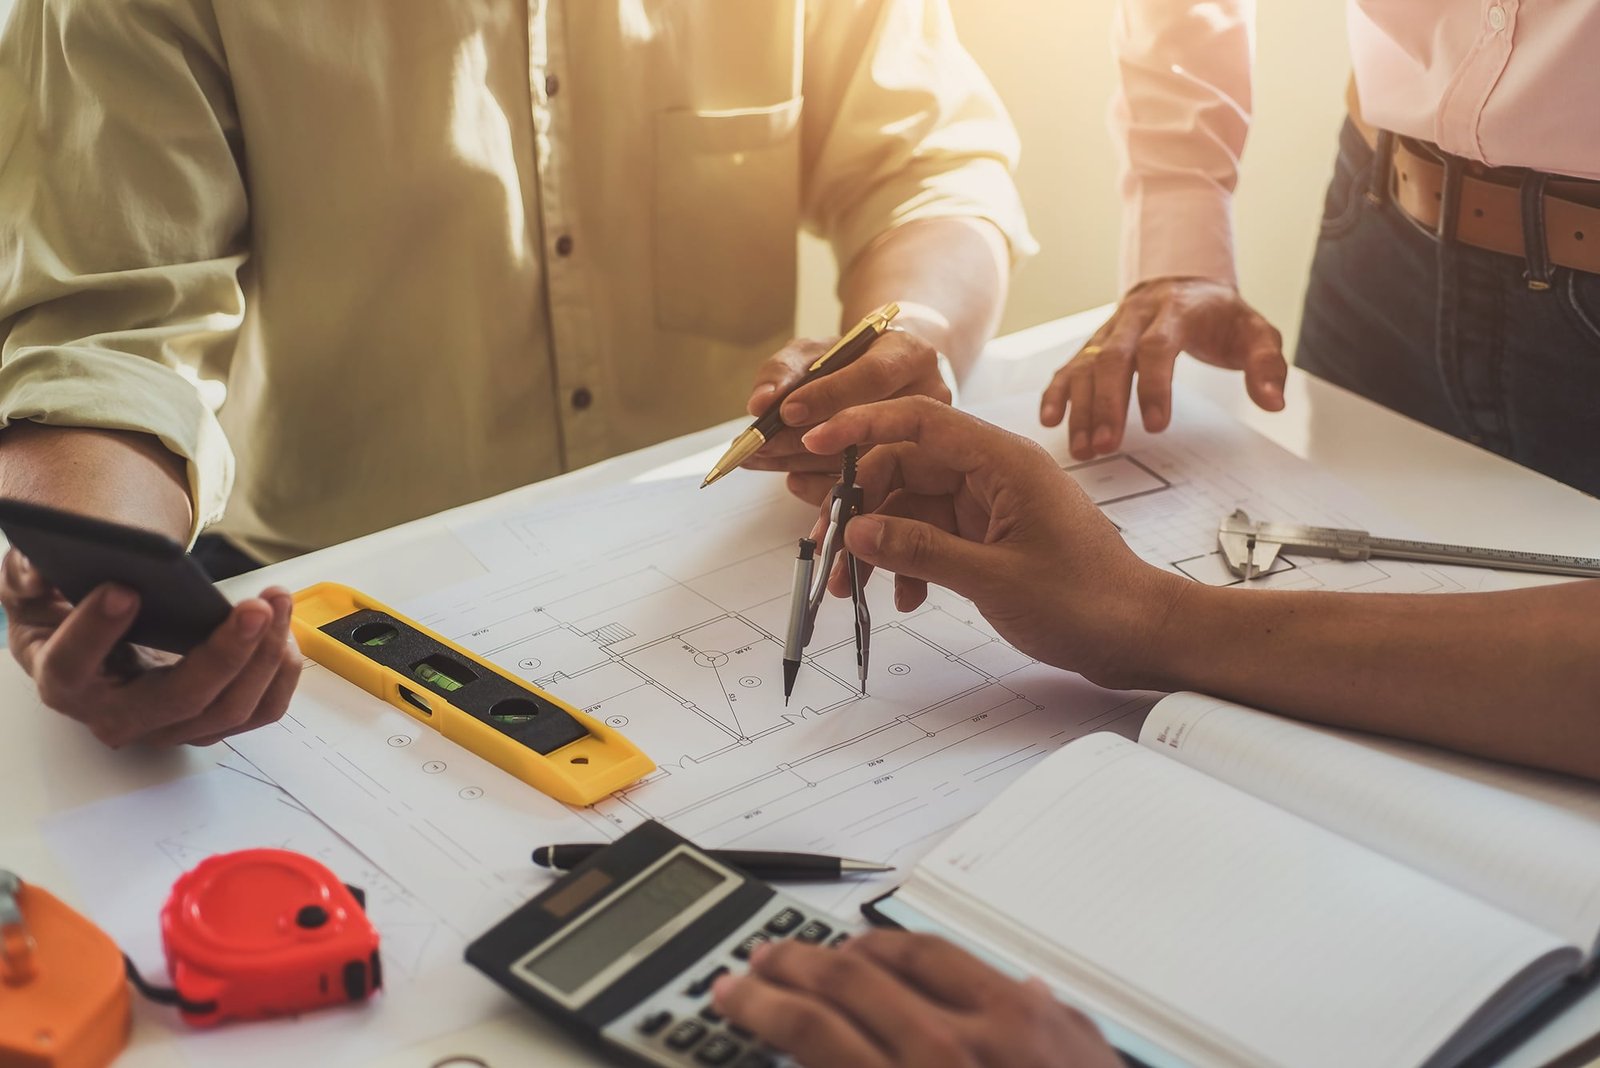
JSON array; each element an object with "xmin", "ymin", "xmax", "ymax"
[{"xmin": 1296, "ymin": 119, "xmax": 1600, "ymax": 497}]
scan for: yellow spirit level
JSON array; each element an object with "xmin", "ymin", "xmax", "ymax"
[{"xmin": 291, "ymin": 583, "xmax": 654, "ymax": 806}]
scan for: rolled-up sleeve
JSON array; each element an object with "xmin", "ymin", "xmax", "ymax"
[
  {"xmin": 1112, "ymin": 0, "xmax": 1253, "ymax": 292},
  {"xmin": 800, "ymin": 0, "xmax": 1037, "ymax": 281},
  {"xmin": 0, "ymin": 0, "xmax": 247, "ymax": 542}
]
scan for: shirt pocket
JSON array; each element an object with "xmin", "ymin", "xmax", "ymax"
[{"xmin": 654, "ymin": 98, "xmax": 802, "ymax": 345}]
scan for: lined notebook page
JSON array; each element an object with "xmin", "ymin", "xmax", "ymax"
[
  {"xmin": 911, "ymin": 734, "xmax": 1575, "ymax": 1068},
  {"xmin": 1141, "ymin": 695, "xmax": 1600, "ymax": 953}
]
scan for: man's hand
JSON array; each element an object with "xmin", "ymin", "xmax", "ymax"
[
  {"xmin": 1041, "ymin": 277, "xmax": 1286, "ymax": 460},
  {"xmin": 3, "ymin": 550, "xmax": 302, "ymax": 747},
  {"xmin": 741, "ymin": 328, "xmax": 952, "ymax": 506},
  {"xmin": 801, "ymin": 397, "xmax": 1185, "ymax": 688},
  {"xmin": 0, "ymin": 424, "xmax": 301, "ymax": 749},
  {"xmin": 712, "ymin": 931, "xmax": 1123, "ymax": 1068}
]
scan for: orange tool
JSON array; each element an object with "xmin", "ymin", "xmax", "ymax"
[{"xmin": 0, "ymin": 870, "xmax": 130, "ymax": 1068}]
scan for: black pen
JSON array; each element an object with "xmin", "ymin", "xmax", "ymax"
[
  {"xmin": 700, "ymin": 303, "xmax": 900, "ymax": 488},
  {"xmin": 532, "ymin": 844, "xmax": 894, "ymax": 882}
]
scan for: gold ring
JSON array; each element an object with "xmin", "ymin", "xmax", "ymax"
[{"xmin": 1081, "ymin": 344, "xmax": 1103, "ymax": 356}]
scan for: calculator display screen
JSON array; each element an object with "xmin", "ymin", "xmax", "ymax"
[{"xmin": 522, "ymin": 853, "xmax": 726, "ymax": 995}]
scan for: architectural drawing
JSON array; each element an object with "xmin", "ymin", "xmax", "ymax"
[
  {"xmin": 407, "ymin": 554, "xmax": 1154, "ymax": 920},
  {"xmin": 1067, "ymin": 445, "xmax": 1503, "ymax": 596},
  {"xmin": 234, "ymin": 393, "xmax": 1509, "ymax": 925}
]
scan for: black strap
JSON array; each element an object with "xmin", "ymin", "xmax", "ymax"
[
  {"xmin": 1520, "ymin": 170, "xmax": 1555, "ymax": 290},
  {"xmin": 1438, "ymin": 154, "xmax": 1465, "ymax": 244},
  {"xmin": 123, "ymin": 953, "xmax": 218, "ymax": 1017},
  {"xmin": 1365, "ymin": 129, "xmax": 1397, "ymax": 207}
]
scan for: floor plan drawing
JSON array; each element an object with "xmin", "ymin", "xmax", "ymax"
[
  {"xmin": 453, "ymin": 392, "xmax": 1507, "ymax": 601},
  {"xmin": 231, "ymin": 392, "xmax": 1512, "ymax": 930},
  {"xmin": 231, "ymin": 466, "xmax": 1155, "ymax": 922},
  {"xmin": 1051, "ymin": 417, "xmax": 1506, "ymax": 597},
  {"xmin": 369, "ymin": 549, "xmax": 1159, "ymax": 918}
]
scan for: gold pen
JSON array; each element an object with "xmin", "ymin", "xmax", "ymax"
[{"xmin": 701, "ymin": 302, "xmax": 901, "ymax": 489}]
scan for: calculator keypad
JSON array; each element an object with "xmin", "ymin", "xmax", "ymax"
[
  {"xmin": 733, "ymin": 1053, "xmax": 779, "ymax": 1068},
  {"xmin": 694, "ymin": 1033, "xmax": 743, "ymax": 1065},
  {"xmin": 762, "ymin": 907, "xmax": 804, "ymax": 936},
  {"xmin": 666, "ymin": 1019, "xmax": 709, "ymax": 1051},
  {"xmin": 686, "ymin": 964, "xmax": 729, "ymax": 998},
  {"xmin": 607, "ymin": 890, "xmax": 859, "ymax": 1067},
  {"xmin": 732, "ymin": 931, "xmax": 770, "ymax": 960}
]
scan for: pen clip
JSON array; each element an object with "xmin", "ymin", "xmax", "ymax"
[{"xmin": 806, "ymin": 302, "xmax": 900, "ymax": 373}]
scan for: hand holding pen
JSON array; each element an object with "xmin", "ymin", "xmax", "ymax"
[{"xmin": 708, "ymin": 304, "xmax": 956, "ymax": 504}]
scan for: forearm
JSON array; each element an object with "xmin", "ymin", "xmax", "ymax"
[
  {"xmin": 1112, "ymin": 0, "xmax": 1251, "ymax": 291},
  {"xmin": 838, "ymin": 217, "xmax": 1010, "ymax": 380},
  {"xmin": 0, "ymin": 424, "xmax": 193, "ymax": 540},
  {"xmin": 1143, "ymin": 581, "xmax": 1600, "ymax": 780}
]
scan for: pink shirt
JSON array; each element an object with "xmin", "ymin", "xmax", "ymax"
[{"xmin": 1113, "ymin": 0, "xmax": 1600, "ymax": 292}]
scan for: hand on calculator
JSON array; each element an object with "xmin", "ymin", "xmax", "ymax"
[{"xmin": 712, "ymin": 930, "xmax": 1122, "ymax": 1068}]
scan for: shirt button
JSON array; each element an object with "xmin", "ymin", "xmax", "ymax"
[
  {"xmin": 570, "ymin": 387, "xmax": 593, "ymax": 411},
  {"xmin": 555, "ymin": 234, "xmax": 575, "ymax": 257},
  {"xmin": 1487, "ymin": 5, "xmax": 1506, "ymax": 30},
  {"xmin": 545, "ymin": 73, "xmax": 560, "ymax": 98}
]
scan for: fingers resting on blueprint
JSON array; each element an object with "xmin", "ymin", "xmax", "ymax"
[
  {"xmin": 2, "ymin": 548, "xmax": 303, "ymax": 749},
  {"xmin": 743, "ymin": 329, "xmax": 953, "ymax": 504},
  {"xmin": 1039, "ymin": 277, "xmax": 1287, "ymax": 461},
  {"xmin": 801, "ymin": 398, "xmax": 1185, "ymax": 686},
  {"xmin": 712, "ymin": 930, "xmax": 1123, "ymax": 1068}
]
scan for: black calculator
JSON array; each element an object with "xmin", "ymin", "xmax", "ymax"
[{"xmin": 466, "ymin": 821, "xmax": 859, "ymax": 1067}]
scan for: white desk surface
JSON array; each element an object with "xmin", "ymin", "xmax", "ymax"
[{"xmin": 3, "ymin": 305, "xmax": 1598, "ymax": 1068}]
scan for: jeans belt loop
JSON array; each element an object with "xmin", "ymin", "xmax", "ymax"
[
  {"xmin": 1365, "ymin": 129, "xmax": 1397, "ymax": 208},
  {"xmin": 1437, "ymin": 155, "xmax": 1465, "ymax": 245},
  {"xmin": 1519, "ymin": 171, "xmax": 1555, "ymax": 291}
]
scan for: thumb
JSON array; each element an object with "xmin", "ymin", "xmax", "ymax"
[
  {"xmin": 1234, "ymin": 313, "xmax": 1287, "ymax": 412},
  {"xmin": 844, "ymin": 514, "xmax": 995, "ymax": 601},
  {"xmin": 1243, "ymin": 340, "xmax": 1288, "ymax": 412}
]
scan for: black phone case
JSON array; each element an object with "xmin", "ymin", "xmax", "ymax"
[{"xmin": 0, "ymin": 498, "xmax": 231, "ymax": 653}]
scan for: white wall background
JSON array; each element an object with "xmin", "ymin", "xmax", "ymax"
[{"xmin": 800, "ymin": 1, "xmax": 1353, "ymax": 358}]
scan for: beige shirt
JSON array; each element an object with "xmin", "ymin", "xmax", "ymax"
[{"xmin": 0, "ymin": 0, "xmax": 1031, "ymax": 561}]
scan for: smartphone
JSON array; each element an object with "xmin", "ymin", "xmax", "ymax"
[{"xmin": 0, "ymin": 498, "xmax": 232, "ymax": 654}]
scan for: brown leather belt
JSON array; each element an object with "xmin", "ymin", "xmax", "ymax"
[{"xmin": 1347, "ymin": 84, "xmax": 1600, "ymax": 280}]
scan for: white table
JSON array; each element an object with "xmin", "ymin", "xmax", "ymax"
[{"xmin": 4, "ymin": 305, "xmax": 1598, "ymax": 1068}]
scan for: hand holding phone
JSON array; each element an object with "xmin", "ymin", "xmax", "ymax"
[{"xmin": 0, "ymin": 500, "xmax": 303, "ymax": 748}]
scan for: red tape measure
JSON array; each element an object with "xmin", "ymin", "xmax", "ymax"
[{"xmin": 142, "ymin": 849, "xmax": 383, "ymax": 1027}]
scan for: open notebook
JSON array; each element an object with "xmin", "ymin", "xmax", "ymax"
[{"xmin": 866, "ymin": 694, "xmax": 1600, "ymax": 1068}]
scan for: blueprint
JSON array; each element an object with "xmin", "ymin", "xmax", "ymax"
[
  {"xmin": 453, "ymin": 392, "xmax": 1507, "ymax": 597},
  {"xmin": 230, "ymin": 393, "xmax": 1506, "ymax": 936},
  {"xmin": 35, "ymin": 389, "xmax": 1524, "ymax": 1068}
]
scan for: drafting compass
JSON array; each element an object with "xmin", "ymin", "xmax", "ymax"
[
  {"xmin": 782, "ymin": 446, "xmax": 870, "ymax": 703},
  {"xmin": 1218, "ymin": 508, "xmax": 1600, "ymax": 580}
]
